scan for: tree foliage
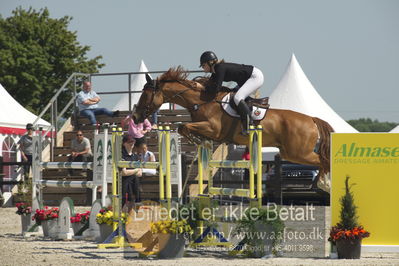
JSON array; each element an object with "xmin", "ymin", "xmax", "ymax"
[
  {"xmin": 339, "ymin": 176, "xmax": 358, "ymax": 229},
  {"xmin": 0, "ymin": 7, "xmax": 104, "ymax": 115},
  {"xmin": 347, "ymin": 118, "xmax": 397, "ymax": 132}
]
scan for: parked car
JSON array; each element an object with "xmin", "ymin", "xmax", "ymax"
[{"xmin": 263, "ymin": 162, "xmax": 329, "ymax": 205}]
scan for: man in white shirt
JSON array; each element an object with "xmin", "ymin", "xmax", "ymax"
[{"xmin": 77, "ymin": 81, "xmax": 119, "ymax": 125}]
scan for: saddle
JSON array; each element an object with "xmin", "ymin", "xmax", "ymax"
[{"xmin": 228, "ymin": 93, "xmax": 270, "ymax": 111}]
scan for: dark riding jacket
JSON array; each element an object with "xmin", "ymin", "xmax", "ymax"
[{"xmin": 208, "ymin": 62, "xmax": 254, "ymax": 93}]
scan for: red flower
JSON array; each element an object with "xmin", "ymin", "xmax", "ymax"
[
  {"xmin": 70, "ymin": 211, "xmax": 91, "ymax": 224},
  {"xmin": 329, "ymin": 225, "xmax": 370, "ymax": 242},
  {"xmin": 15, "ymin": 202, "xmax": 32, "ymax": 215},
  {"xmin": 32, "ymin": 207, "xmax": 59, "ymax": 225}
]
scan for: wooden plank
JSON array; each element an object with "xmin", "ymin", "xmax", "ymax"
[
  {"xmin": 157, "ymin": 116, "xmax": 192, "ymax": 122},
  {"xmin": 158, "ymin": 109, "xmax": 190, "ymax": 115},
  {"xmin": 44, "ymin": 187, "xmax": 87, "ymax": 193},
  {"xmin": 43, "ymin": 194, "xmax": 88, "ymax": 206}
]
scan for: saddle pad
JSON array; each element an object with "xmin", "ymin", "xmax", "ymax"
[{"xmin": 221, "ymin": 94, "xmax": 267, "ymax": 121}]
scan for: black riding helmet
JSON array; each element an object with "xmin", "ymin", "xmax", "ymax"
[{"xmin": 199, "ymin": 51, "xmax": 218, "ymax": 67}]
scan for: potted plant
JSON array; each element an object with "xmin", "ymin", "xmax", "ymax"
[
  {"xmin": 70, "ymin": 211, "xmax": 90, "ymax": 235},
  {"xmin": 15, "ymin": 202, "xmax": 32, "ymax": 233},
  {"xmin": 96, "ymin": 206, "xmax": 127, "ymax": 242},
  {"xmin": 329, "ymin": 176, "xmax": 370, "ymax": 259},
  {"xmin": 33, "ymin": 206, "xmax": 59, "ymax": 238},
  {"xmin": 150, "ymin": 219, "xmax": 193, "ymax": 259},
  {"xmin": 233, "ymin": 207, "xmax": 285, "ymax": 258},
  {"xmin": 14, "ymin": 179, "xmax": 32, "ymax": 205}
]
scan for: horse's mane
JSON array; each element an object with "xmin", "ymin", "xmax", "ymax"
[
  {"xmin": 158, "ymin": 66, "xmax": 230, "ymax": 97},
  {"xmin": 159, "ymin": 66, "xmax": 190, "ymax": 83}
]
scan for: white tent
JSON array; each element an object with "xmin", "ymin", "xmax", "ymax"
[
  {"xmin": 113, "ymin": 60, "xmax": 169, "ymax": 112},
  {"xmin": 0, "ymin": 83, "xmax": 50, "ymax": 136},
  {"xmin": 262, "ymin": 54, "xmax": 357, "ymax": 160},
  {"xmin": 0, "ymin": 83, "xmax": 50, "ymax": 205},
  {"xmin": 390, "ymin": 125, "xmax": 399, "ymax": 133},
  {"xmin": 268, "ymin": 54, "xmax": 358, "ymax": 133},
  {"xmin": 113, "ymin": 60, "xmax": 149, "ymax": 111}
]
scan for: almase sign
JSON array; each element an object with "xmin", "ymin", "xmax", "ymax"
[
  {"xmin": 335, "ymin": 143, "xmax": 399, "ymax": 157},
  {"xmin": 331, "ymin": 133, "xmax": 399, "ymax": 252}
]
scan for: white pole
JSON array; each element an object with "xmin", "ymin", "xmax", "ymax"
[
  {"xmin": 102, "ymin": 126, "xmax": 108, "ymax": 206},
  {"xmin": 177, "ymin": 153, "xmax": 183, "ymax": 204}
]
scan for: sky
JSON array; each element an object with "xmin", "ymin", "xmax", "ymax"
[{"xmin": 1, "ymin": 0, "xmax": 398, "ymax": 123}]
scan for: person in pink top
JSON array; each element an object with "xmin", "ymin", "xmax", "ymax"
[{"xmin": 122, "ymin": 115, "xmax": 152, "ymax": 142}]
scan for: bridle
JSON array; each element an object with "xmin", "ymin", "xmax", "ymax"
[{"xmin": 140, "ymin": 79, "xmax": 195, "ymax": 117}]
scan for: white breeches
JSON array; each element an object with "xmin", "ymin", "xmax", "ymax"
[{"xmin": 234, "ymin": 67, "xmax": 264, "ymax": 105}]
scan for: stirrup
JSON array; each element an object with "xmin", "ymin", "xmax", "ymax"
[{"xmin": 240, "ymin": 120, "xmax": 250, "ymax": 136}]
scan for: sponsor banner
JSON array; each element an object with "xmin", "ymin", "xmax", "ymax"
[
  {"xmin": 331, "ymin": 133, "xmax": 399, "ymax": 245},
  {"xmin": 93, "ymin": 133, "xmax": 113, "ymax": 186},
  {"xmin": 170, "ymin": 133, "xmax": 181, "ymax": 185}
]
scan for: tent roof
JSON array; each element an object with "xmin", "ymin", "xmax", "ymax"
[
  {"xmin": 390, "ymin": 125, "xmax": 399, "ymax": 133},
  {"xmin": 0, "ymin": 83, "xmax": 49, "ymax": 135},
  {"xmin": 269, "ymin": 54, "xmax": 358, "ymax": 133},
  {"xmin": 112, "ymin": 60, "xmax": 169, "ymax": 112},
  {"xmin": 113, "ymin": 60, "xmax": 150, "ymax": 111}
]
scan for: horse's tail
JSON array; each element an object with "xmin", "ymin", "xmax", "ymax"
[{"xmin": 312, "ymin": 117, "xmax": 334, "ymax": 174}]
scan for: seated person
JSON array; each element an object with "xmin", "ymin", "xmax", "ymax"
[
  {"xmin": 135, "ymin": 138, "xmax": 156, "ymax": 176},
  {"xmin": 120, "ymin": 134, "xmax": 142, "ymax": 206},
  {"xmin": 77, "ymin": 81, "xmax": 119, "ymax": 125},
  {"xmin": 68, "ymin": 130, "xmax": 93, "ymax": 176}
]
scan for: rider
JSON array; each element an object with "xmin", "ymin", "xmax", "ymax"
[{"xmin": 199, "ymin": 51, "xmax": 264, "ymax": 134}]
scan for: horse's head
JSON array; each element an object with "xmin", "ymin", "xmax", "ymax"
[{"xmin": 132, "ymin": 74, "xmax": 164, "ymax": 123}]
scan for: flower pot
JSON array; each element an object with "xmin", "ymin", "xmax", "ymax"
[
  {"xmin": 42, "ymin": 219, "xmax": 59, "ymax": 238},
  {"xmin": 157, "ymin": 233, "xmax": 185, "ymax": 259},
  {"xmin": 20, "ymin": 214, "xmax": 32, "ymax": 233},
  {"xmin": 251, "ymin": 222, "xmax": 274, "ymax": 258},
  {"xmin": 98, "ymin": 224, "xmax": 114, "ymax": 243},
  {"xmin": 336, "ymin": 238, "xmax": 362, "ymax": 259},
  {"xmin": 72, "ymin": 223, "xmax": 85, "ymax": 235}
]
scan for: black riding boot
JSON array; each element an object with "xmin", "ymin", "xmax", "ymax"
[{"xmin": 237, "ymin": 100, "xmax": 253, "ymax": 135}]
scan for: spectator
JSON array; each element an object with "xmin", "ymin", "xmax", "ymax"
[
  {"xmin": 77, "ymin": 81, "xmax": 119, "ymax": 125},
  {"xmin": 135, "ymin": 138, "xmax": 156, "ymax": 176},
  {"xmin": 18, "ymin": 123, "xmax": 34, "ymax": 180},
  {"xmin": 121, "ymin": 114, "xmax": 152, "ymax": 143},
  {"xmin": 68, "ymin": 130, "xmax": 93, "ymax": 176},
  {"xmin": 120, "ymin": 134, "xmax": 142, "ymax": 206}
]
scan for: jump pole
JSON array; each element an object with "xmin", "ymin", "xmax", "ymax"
[
  {"xmin": 197, "ymin": 125, "xmax": 263, "ymax": 207},
  {"xmin": 32, "ymin": 126, "xmax": 111, "ymax": 207},
  {"xmin": 98, "ymin": 126, "xmax": 171, "ymax": 249},
  {"xmin": 193, "ymin": 125, "xmax": 263, "ymax": 247}
]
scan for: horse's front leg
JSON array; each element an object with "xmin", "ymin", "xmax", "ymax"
[{"xmin": 178, "ymin": 121, "xmax": 219, "ymax": 144}]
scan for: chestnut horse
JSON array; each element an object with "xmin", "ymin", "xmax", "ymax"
[{"xmin": 132, "ymin": 67, "xmax": 334, "ymax": 192}]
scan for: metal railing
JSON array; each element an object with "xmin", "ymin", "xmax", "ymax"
[{"xmin": 32, "ymin": 73, "xmax": 90, "ymax": 160}]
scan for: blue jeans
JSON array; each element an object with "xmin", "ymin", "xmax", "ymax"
[
  {"xmin": 151, "ymin": 110, "xmax": 158, "ymax": 124},
  {"xmin": 80, "ymin": 108, "xmax": 113, "ymax": 125}
]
